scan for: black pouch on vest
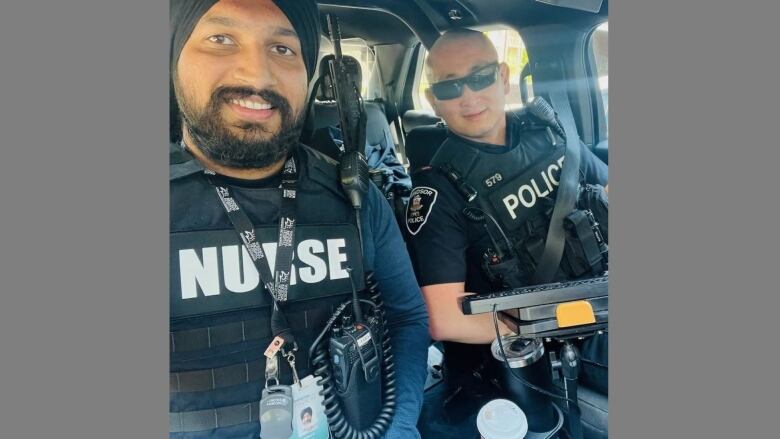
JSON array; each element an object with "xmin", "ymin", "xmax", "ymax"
[
  {"xmin": 563, "ymin": 210, "xmax": 606, "ymax": 277},
  {"xmin": 505, "ymin": 188, "xmax": 609, "ymax": 281},
  {"xmin": 560, "ymin": 184, "xmax": 609, "ymax": 277},
  {"xmin": 482, "ymin": 253, "xmax": 530, "ymax": 290},
  {"xmin": 578, "ymin": 184, "xmax": 609, "ymax": 244},
  {"xmin": 511, "ymin": 204, "xmax": 559, "ymax": 280}
]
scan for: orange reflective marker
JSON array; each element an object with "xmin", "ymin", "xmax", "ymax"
[{"xmin": 556, "ymin": 301, "xmax": 596, "ymax": 328}]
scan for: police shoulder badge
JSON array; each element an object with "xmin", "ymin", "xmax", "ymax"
[{"xmin": 406, "ymin": 186, "xmax": 438, "ymax": 235}]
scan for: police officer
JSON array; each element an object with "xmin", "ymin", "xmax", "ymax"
[
  {"xmin": 406, "ymin": 29, "xmax": 608, "ymax": 437},
  {"xmin": 169, "ymin": 1, "xmax": 429, "ymax": 438}
]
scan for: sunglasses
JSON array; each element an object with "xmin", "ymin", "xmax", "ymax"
[{"xmin": 429, "ymin": 62, "xmax": 499, "ymax": 100}]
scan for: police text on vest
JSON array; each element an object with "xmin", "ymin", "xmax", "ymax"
[{"xmin": 501, "ymin": 156, "xmax": 565, "ymax": 220}]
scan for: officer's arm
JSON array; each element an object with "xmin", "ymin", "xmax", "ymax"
[
  {"xmin": 579, "ymin": 140, "xmax": 608, "ymax": 190},
  {"xmin": 363, "ymin": 184, "xmax": 429, "ymax": 439},
  {"xmin": 422, "ymin": 282, "xmax": 515, "ymax": 344}
]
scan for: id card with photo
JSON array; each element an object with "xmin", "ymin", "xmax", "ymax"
[{"xmin": 291, "ymin": 375, "xmax": 330, "ymax": 439}]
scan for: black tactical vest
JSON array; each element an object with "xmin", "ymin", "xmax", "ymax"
[
  {"xmin": 169, "ymin": 144, "xmax": 364, "ymax": 438},
  {"xmin": 430, "ymin": 115, "xmax": 608, "ymax": 287}
]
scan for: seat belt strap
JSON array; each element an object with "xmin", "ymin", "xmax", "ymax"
[
  {"xmin": 387, "ymin": 99, "xmax": 406, "ymax": 153},
  {"xmin": 533, "ymin": 81, "xmax": 582, "ymax": 284}
]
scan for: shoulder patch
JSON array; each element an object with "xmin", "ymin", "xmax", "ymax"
[{"xmin": 405, "ymin": 186, "xmax": 438, "ymax": 236}]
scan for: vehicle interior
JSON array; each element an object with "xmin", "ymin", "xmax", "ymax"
[{"xmin": 306, "ymin": 1, "xmax": 610, "ymax": 437}]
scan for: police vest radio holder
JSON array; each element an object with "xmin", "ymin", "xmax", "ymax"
[
  {"xmin": 329, "ymin": 315, "xmax": 382, "ymax": 391},
  {"xmin": 328, "ymin": 268, "xmax": 383, "ymax": 395},
  {"xmin": 309, "ymin": 272, "xmax": 397, "ymax": 439},
  {"xmin": 307, "ymin": 15, "xmax": 397, "ymax": 439}
]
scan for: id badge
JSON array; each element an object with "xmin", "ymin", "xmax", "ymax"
[
  {"xmin": 260, "ymin": 385, "xmax": 294, "ymax": 439},
  {"xmin": 291, "ymin": 375, "xmax": 330, "ymax": 439}
]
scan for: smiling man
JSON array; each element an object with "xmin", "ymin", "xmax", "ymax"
[
  {"xmin": 424, "ymin": 35, "xmax": 509, "ymax": 146},
  {"xmin": 168, "ymin": 1, "xmax": 429, "ymax": 438},
  {"xmin": 171, "ymin": 0, "xmax": 311, "ymax": 175},
  {"xmin": 407, "ymin": 29, "xmax": 609, "ymax": 437}
]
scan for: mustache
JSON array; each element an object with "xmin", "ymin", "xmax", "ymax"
[
  {"xmin": 213, "ymin": 86, "xmax": 291, "ymax": 111},
  {"xmin": 178, "ymin": 83, "xmax": 304, "ymax": 170}
]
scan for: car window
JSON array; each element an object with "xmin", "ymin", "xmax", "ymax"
[
  {"xmin": 591, "ymin": 22, "xmax": 608, "ymax": 126},
  {"xmin": 414, "ymin": 28, "xmax": 529, "ymax": 112}
]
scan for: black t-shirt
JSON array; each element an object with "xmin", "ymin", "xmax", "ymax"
[{"xmin": 406, "ymin": 114, "xmax": 608, "ymax": 374}]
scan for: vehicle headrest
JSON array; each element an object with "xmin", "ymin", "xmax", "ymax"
[
  {"xmin": 402, "ymin": 110, "xmax": 443, "ymax": 132},
  {"xmin": 406, "ymin": 124, "xmax": 448, "ymax": 173},
  {"xmin": 315, "ymin": 54, "xmax": 362, "ymax": 101}
]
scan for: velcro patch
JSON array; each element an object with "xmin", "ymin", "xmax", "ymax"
[{"xmin": 406, "ymin": 186, "xmax": 438, "ymax": 235}]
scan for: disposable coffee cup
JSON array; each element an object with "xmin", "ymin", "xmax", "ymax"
[{"xmin": 476, "ymin": 399, "xmax": 528, "ymax": 439}]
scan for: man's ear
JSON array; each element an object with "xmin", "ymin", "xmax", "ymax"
[
  {"xmin": 499, "ymin": 62, "xmax": 510, "ymax": 95},
  {"xmin": 425, "ymin": 88, "xmax": 440, "ymax": 116}
]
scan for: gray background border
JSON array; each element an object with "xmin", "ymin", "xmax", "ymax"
[
  {"xmin": 1, "ymin": 0, "xmax": 779, "ymax": 437},
  {"xmin": 0, "ymin": 0, "xmax": 170, "ymax": 437},
  {"xmin": 609, "ymin": 0, "xmax": 779, "ymax": 437}
]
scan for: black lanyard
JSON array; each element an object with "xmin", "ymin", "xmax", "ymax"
[{"xmin": 204, "ymin": 156, "xmax": 298, "ymax": 346}]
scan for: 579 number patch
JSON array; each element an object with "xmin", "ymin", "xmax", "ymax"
[{"xmin": 484, "ymin": 173, "xmax": 503, "ymax": 188}]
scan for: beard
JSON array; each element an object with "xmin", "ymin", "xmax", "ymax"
[{"xmin": 176, "ymin": 84, "xmax": 304, "ymax": 169}]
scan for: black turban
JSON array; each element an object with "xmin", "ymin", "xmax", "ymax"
[{"xmin": 170, "ymin": 0, "xmax": 321, "ymax": 142}]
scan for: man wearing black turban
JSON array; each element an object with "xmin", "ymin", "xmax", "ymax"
[
  {"xmin": 168, "ymin": 1, "xmax": 429, "ymax": 438},
  {"xmin": 170, "ymin": 0, "xmax": 320, "ymax": 170}
]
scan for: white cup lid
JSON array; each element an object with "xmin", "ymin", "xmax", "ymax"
[{"xmin": 476, "ymin": 399, "xmax": 528, "ymax": 439}]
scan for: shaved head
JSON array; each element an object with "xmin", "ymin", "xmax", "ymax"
[
  {"xmin": 426, "ymin": 29, "xmax": 498, "ymax": 83},
  {"xmin": 423, "ymin": 28, "xmax": 510, "ymax": 146}
]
